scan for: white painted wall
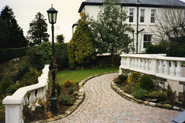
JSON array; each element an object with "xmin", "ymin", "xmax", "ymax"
[{"xmin": 81, "ymin": 5, "xmax": 165, "ymax": 53}]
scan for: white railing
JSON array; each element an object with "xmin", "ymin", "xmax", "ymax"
[
  {"xmin": 2, "ymin": 64, "xmax": 50, "ymax": 123},
  {"xmin": 119, "ymin": 54, "xmax": 185, "ymax": 82}
]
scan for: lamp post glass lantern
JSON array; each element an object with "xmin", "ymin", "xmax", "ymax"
[{"xmin": 47, "ymin": 4, "xmax": 58, "ymax": 115}]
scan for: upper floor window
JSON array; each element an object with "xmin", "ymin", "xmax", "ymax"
[
  {"xmin": 151, "ymin": 9, "xmax": 156, "ymax": 23},
  {"xmin": 143, "ymin": 34, "xmax": 152, "ymax": 48},
  {"xmin": 140, "ymin": 9, "xmax": 145, "ymax": 23},
  {"xmin": 129, "ymin": 9, "xmax": 134, "ymax": 22}
]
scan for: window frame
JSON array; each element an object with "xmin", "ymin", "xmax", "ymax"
[
  {"xmin": 150, "ymin": 9, "xmax": 157, "ymax": 23},
  {"xmin": 140, "ymin": 9, "xmax": 145, "ymax": 23},
  {"xmin": 142, "ymin": 34, "xmax": 153, "ymax": 49},
  {"xmin": 129, "ymin": 8, "xmax": 134, "ymax": 23}
]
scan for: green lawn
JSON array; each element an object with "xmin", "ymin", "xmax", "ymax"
[{"xmin": 56, "ymin": 67, "xmax": 119, "ymax": 85}]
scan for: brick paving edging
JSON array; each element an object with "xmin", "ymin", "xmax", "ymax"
[
  {"xmin": 35, "ymin": 71, "xmax": 118, "ymax": 123},
  {"xmin": 111, "ymin": 81, "xmax": 184, "ymax": 111}
]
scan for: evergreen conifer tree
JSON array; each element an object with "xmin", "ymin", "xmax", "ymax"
[
  {"xmin": 68, "ymin": 12, "xmax": 96, "ymax": 69},
  {"xmin": 0, "ymin": 6, "xmax": 27, "ymax": 48},
  {"xmin": 27, "ymin": 12, "xmax": 49, "ymax": 45}
]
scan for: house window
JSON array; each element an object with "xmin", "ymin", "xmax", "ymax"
[
  {"xmin": 140, "ymin": 9, "xmax": 145, "ymax": 23},
  {"xmin": 143, "ymin": 34, "xmax": 152, "ymax": 48},
  {"xmin": 151, "ymin": 9, "xmax": 156, "ymax": 23},
  {"xmin": 129, "ymin": 9, "xmax": 134, "ymax": 22}
]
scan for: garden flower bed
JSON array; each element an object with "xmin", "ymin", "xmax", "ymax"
[{"xmin": 111, "ymin": 72, "xmax": 185, "ymax": 111}]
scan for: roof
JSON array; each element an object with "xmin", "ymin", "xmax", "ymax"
[{"xmin": 78, "ymin": 0, "xmax": 185, "ymax": 12}]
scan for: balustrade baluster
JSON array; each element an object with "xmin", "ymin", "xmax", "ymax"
[
  {"xmin": 176, "ymin": 61, "xmax": 182, "ymax": 77},
  {"xmin": 145, "ymin": 59, "xmax": 149, "ymax": 71},
  {"xmin": 164, "ymin": 60, "xmax": 170, "ymax": 75},
  {"xmin": 170, "ymin": 61, "xmax": 175, "ymax": 76},
  {"xmin": 142, "ymin": 58, "xmax": 145, "ymax": 70},
  {"xmin": 36, "ymin": 89, "xmax": 43, "ymax": 107},
  {"xmin": 135, "ymin": 58, "xmax": 138, "ymax": 69},
  {"xmin": 127, "ymin": 57, "xmax": 130, "ymax": 68},
  {"xmin": 24, "ymin": 95, "xmax": 29, "ymax": 106},
  {"xmin": 28, "ymin": 90, "xmax": 36, "ymax": 111},
  {"xmin": 132, "ymin": 57, "xmax": 135, "ymax": 68},
  {"xmin": 158, "ymin": 60, "xmax": 164, "ymax": 74},
  {"xmin": 138, "ymin": 58, "xmax": 141, "ymax": 69},
  {"xmin": 148, "ymin": 59, "xmax": 152, "ymax": 71}
]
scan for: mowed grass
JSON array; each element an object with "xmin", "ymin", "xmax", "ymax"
[{"xmin": 56, "ymin": 67, "xmax": 119, "ymax": 85}]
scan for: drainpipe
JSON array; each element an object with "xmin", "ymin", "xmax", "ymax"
[
  {"xmin": 136, "ymin": 0, "xmax": 139, "ymax": 54},
  {"xmin": 132, "ymin": 30, "xmax": 135, "ymax": 54}
]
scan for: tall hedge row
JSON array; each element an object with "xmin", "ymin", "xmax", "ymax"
[{"xmin": 0, "ymin": 47, "xmax": 29, "ymax": 64}]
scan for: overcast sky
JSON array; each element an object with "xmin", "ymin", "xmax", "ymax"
[
  {"xmin": 0, "ymin": 0, "xmax": 85, "ymax": 43},
  {"xmin": 1, "ymin": 0, "xmax": 185, "ymax": 43}
]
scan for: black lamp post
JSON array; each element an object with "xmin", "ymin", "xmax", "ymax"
[{"xmin": 47, "ymin": 4, "xmax": 58, "ymax": 115}]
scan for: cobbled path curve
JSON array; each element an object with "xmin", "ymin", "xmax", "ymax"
[{"xmin": 49, "ymin": 73, "xmax": 181, "ymax": 123}]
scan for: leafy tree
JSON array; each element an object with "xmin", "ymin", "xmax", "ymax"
[
  {"xmin": 88, "ymin": 0, "xmax": 133, "ymax": 64},
  {"xmin": 27, "ymin": 12, "xmax": 49, "ymax": 45},
  {"xmin": 149, "ymin": 8, "xmax": 185, "ymax": 57},
  {"xmin": 0, "ymin": 6, "xmax": 27, "ymax": 48},
  {"xmin": 56, "ymin": 34, "xmax": 65, "ymax": 44},
  {"xmin": 68, "ymin": 12, "xmax": 96, "ymax": 69}
]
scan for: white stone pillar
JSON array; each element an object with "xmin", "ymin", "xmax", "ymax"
[
  {"xmin": 159, "ymin": 60, "xmax": 164, "ymax": 74},
  {"xmin": 164, "ymin": 60, "xmax": 170, "ymax": 75},
  {"xmin": 5, "ymin": 104, "xmax": 23, "ymax": 123},
  {"xmin": 176, "ymin": 61, "xmax": 182, "ymax": 77},
  {"xmin": 170, "ymin": 61, "xmax": 175, "ymax": 76}
]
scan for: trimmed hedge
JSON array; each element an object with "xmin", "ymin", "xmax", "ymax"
[
  {"xmin": 0, "ymin": 47, "xmax": 27, "ymax": 64},
  {"xmin": 146, "ymin": 43, "xmax": 166, "ymax": 54}
]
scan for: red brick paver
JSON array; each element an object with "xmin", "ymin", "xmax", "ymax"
[{"xmin": 49, "ymin": 73, "xmax": 181, "ymax": 123}]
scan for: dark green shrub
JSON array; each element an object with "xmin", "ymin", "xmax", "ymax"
[
  {"xmin": 0, "ymin": 77, "xmax": 12, "ymax": 95},
  {"xmin": 167, "ymin": 37, "xmax": 185, "ymax": 57},
  {"xmin": 5, "ymin": 85, "xmax": 18, "ymax": 93},
  {"xmin": 114, "ymin": 75, "xmax": 127, "ymax": 85},
  {"xmin": 133, "ymin": 88, "xmax": 148, "ymax": 100},
  {"xmin": 58, "ymin": 94, "xmax": 74, "ymax": 105},
  {"xmin": 139, "ymin": 75, "xmax": 155, "ymax": 91},
  {"xmin": 18, "ymin": 67, "xmax": 41, "ymax": 87},
  {"xmin": 146, "ymin": 43, "xmax": 166, "ymax": 54},
  {"xmin": 69, "ymin": 87, "xmax": 78, "ymax": 94},
  {"xmin": 147, "ymin": 91, "xmax": 167, "ymax": 102},
  {"xmin": 0, "ymin": 47, "xmax": 28, "ymax": 64},
  {"xmin": 63, "ymin": 79, "xmax": 75, "ymax": 88},
  {"xmin": 114, "ymin": 78, "xmax": 122, "ymax": 84},
  {"xmin": 56, "ymin": 83, "xmax": 62, "ymax": 96},
  {"xmin": 12, "ymin": 65, "xmax": 29, "ymax": 82},
  {"xmin": 55, "ymin": 43, "xmax": 69, "ymax": 69},
  {"xmin": 123, "ymin": 85, "xmax": 132, "ymax": 94},
  {"xmin": 118, "ymin": 75, "xmax": 127, "ymax": 82},
  {"xmin": 26, "ymin": 42, "xmax": 51, "ymax": 71}
]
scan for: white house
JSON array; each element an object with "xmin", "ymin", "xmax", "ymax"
[{"xmin": 73, "ymin": 0, "xmax": 185, "ymax": 53}]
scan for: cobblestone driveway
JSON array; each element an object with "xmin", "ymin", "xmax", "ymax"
[{"xmin": 49, "ymin": 73, "xmax": 181, "ymax": 123}]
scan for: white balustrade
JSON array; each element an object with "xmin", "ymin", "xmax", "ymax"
[
  {"xmin": 2, "ymin": 64, "xmax": 50, "ymax": 123},
  {"xmin": 119, "ymin": 54, "xmax": 185, "ymax": 82}
]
